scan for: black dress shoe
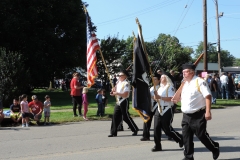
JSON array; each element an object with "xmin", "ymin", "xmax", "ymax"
[
  {"xmin": 168, "ymin": 136, "xmax": 173, "ymax": 140},
  {"xmin": 108, "ymin": 134, "xmax": 117, "ymax": 137},
  {"xmin": 179, "ymin": 138, "xmax": 183, "ymax": 148},
  {"xmin": 151, "ymin": 146, "xmax": 162, "ymax": 152},
  {"xmin": 140, "ymin": 137, "xmax": 150, "ymax": 141},
  {"xmin": 212, "ymin": 142, "xmax": 220, "ymax": 160},
  {"xmin": 117, "ymin": 127, "xmax": 124, "ymax": 131},
  {"xmin": 182, "ymin": 158, "xmax": 194, "ymax": 160},
  {"xmin": 132, "ymin": 131, "xmax": 138, "ymax": 136}
]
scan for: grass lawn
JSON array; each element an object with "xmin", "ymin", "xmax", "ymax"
[
  {"xmin": 31, "ymin": 89, "xmax": 138, "ymax": 123},
  {"xmin": 3, "ymin": 89, "xmax": 240, "ymax": 125}
]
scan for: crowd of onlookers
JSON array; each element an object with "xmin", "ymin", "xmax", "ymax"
[
  {"xmin": 203, "ymin": 72, "xmax": 240, "ymax": 103},
  {"xmin": 0, "ymin": 94, "xmax": 51, "ymax": 127},
  {"xmin": 54, "ymin": 78, "xmax": 70, "ymax": 91},
  {"xmin": 1, "ymin": 71, "xmax": 239, "ymax": 127}
]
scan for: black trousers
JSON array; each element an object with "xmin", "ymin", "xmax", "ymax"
[
  {"xmin": 72, "ymin": 96, "xmax": 82, "ymax": 115},
  {"xmin": 154, "ymin": 108, "xmax": 182, "ymax": 149},
  {"xmin": 142, "ymin": 109, "xmax": 156, "ymax": 139},
  {"xmin": 110, "ymin": 99, "xmax": 139, "ymax": 135},
  {"xmin": 182, "ymin": 109, "xmax": 219, "ymax": 159}
]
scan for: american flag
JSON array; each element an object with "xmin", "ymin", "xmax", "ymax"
[{"xmin": 86, "ymin": 11, "xmax": 100, "ymax": 87}]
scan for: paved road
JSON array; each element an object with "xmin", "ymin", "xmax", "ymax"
[{"xmin": 1, "ymin": 106, "xmax": 240, "ymax": 160}]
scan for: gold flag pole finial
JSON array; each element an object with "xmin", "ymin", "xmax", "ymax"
[
  {"xmin": 135, "ymin": 18, "xmax": 139, "ymax": 25},
  {"xmin": 83, "ymin": 5, "xmax": 87, "ymax": 13}
]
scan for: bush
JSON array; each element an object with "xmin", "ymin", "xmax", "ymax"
[{"xmin": 0, "ymin": 48, "xmax": 32, "ymax": 107}]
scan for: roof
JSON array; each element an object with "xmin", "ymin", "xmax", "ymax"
[
  {"xmin": 222, "ymin": 66, "xmax": 240, "ymax": 72},
  {"xmin": 195, "ymin": 63, "xmax": 219, "ymax": 71}
]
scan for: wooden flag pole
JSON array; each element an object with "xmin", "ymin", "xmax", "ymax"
[
  {"xmin": 135, "ymin": 18, "xmax": 162, "ymax": 113},
  {"xmin": 83, "ymin": 5, "xmax": 118, "ymax": 102},
  {"xmin": 98, "ymin": 49, "xmax": 118, "ymax": 103}
]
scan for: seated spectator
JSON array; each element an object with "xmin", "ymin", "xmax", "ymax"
[
  {"xmin": 28, "ymin": 95, "xmax": 43, "ymax": 125},
  {"xmin": 10, "ymin": 98, "xmax": 22, "ymax": 124},
  {"xmin": 0, "ymin": 100, "xmax": 4, "ymax": 127}
]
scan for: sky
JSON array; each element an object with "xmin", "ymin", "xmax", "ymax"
[{"xmin": 85, "ymin": 0, "xmax": 240, "ymax": 59}]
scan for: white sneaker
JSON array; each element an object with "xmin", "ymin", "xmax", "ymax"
[
  {"xmin": 22, "ymin": 124, "xmax": 26, "ymax": 127},
  {"xmin": 26, "ymin": 123, "xmax": 29, "ymax": 127}
]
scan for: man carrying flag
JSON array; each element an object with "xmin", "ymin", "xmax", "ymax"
[{"xmin": 108, "ymin": 70, "xmax": 139, "ymax": 137}]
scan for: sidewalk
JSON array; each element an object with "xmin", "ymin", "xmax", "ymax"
[{"xmin": 51, "ymin": 107, "xmax": 109, "ymax": 112}]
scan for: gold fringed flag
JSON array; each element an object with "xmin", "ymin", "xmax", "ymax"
[
  {"xmin": 85, "ymin": 8, "xmax": 100, "ymax": 87},
  {"xmin": 132, "ymin": 33, "xmax": 151, "ymax": 123}
]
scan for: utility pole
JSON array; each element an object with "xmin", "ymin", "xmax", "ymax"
[
  {"xmin": 215, "ymin": 0, "xmax": 222, "ymax": 74},
  {"xmin": 203, "ymin": 0, "xmax": 208, "ymax": 72}
]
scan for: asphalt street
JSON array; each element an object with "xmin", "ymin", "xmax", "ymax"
[{"xmin": 0, "ymin": 106, "xmax": 240, "ymax": 160}]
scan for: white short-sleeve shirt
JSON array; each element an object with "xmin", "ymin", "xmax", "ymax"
[
  {"xmin": 116, "ymin": 79, "xmax": 130, "ymax": 98},
  {"xmin": 181, "ymin": 76, "xmax": 211, "ymax": 114},
  {"xmin": 220, "ymin": 75, "xmax": 228, "ymax": 84},
  {"xmin": 150, "ymin": 85, "xmax": 160, "ymax": 105},
  {"xmin": 157, "ymin": 84, "xmax": 175, "ymax": 114}
]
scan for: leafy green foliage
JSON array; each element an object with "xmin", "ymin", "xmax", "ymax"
[
  {"xmin": 0, "ymin": 48, "xmax": 31, "ymax": 106},
  {"xmin": 233, "ymin": 58, "xmax": 240, "ymax": 66},
  {"xmin": 194, "ymin": 41, "xmax": 235, "ymax": 67},
  {"xmin": 0, "ymin": 0, "xmax": 86, "ymax": 87},
  {"xmin": 147, "ymin": 33, "xmax": 193, "ymax": 73},
  {"xmin": 97, "ymin": 35, "xmax": 128, "ymax": 86}
]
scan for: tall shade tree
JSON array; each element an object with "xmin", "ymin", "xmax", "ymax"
[
  {"xmin": 0, "ymin": 48, "xmax": 31, "ymax": 106},
  {"xmin": 0, "ymin": 0, "xmax": 86, "ymax": 87},
  {"xmin": 194, "ymin": 41, "xmax": 235, "ymax": 67},
  {"xmin": 147, "ymin": 33, "xmax": 193, "ymax": 73},
  {"xmin": 96, "ymin": 35, "xmax": 127, "ymax": 89},
  {"xmin": 233, "ymin": 58, "xmax": 240, "ymax": 66}
]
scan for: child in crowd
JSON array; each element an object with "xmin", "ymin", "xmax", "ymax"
[
  {"xmin": 10, "ymin": 98, "xmax": 22, "ymax": 124},
  {"xmin": 102, "ymin": 89, "xmax": 108, "ymax": 115},
  {"xmin": 20, "ymin": 94, "xmax": 30, "ymax": 127},
  {"xmin": 43, "ymin": 95, "xmax": 51, "ymax": 125},
  {"xmin": 95, "ymin": 89, "xmax": 104, "ymax": 116},
  {"xmin": 82, "ymin": 87, "xmax": 89, "ymax": 120}
]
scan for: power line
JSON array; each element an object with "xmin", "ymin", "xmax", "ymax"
[
  {"xmin": 173, "ymin": 0, "xmax": 195, "ymax": 36},
  {"xmin": 96, "ymin": 0, "xmax": 182, "ymax": 26},
  {"xmin": 144, "ymin": 16, "xmax": 215, "ymax": 40}
]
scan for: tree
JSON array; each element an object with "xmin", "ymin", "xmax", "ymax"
[
  {"xmin": 233, "ymin": 58, "xmax": 240, "ymax": 66},
  {"xmin": 0, "ymin": 48, "xmax": 31, "ymax": 106},
  {"xmin": 0, "ymin": 0, "xmax": 86, "ymax": 87},
  {"xmin": 96, "ymin": 35, "xmax": 127, "ymax": 88},
  {"xmin": 194, "ymin": 41, "xmax": 235, "ymax": 67},
  {"xmin": 147, "ymin": 34, "xmax": 193, "ymax": 73}
]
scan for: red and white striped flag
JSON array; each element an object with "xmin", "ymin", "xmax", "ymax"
[{"xmin": 86, "ymin": 11, "xmax": 100, "ymax": 87}]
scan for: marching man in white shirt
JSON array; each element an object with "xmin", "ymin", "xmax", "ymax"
[
  {"xmin": 172, "ymin": 63, "xmax": 220, "ymax": 160},
  {"xmin": 108, "ymin": 70, "xmax": 139, "ymax": 137}
]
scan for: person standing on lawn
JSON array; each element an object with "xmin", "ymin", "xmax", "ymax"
[
  {"xmin": 28, "ymin": 95, "xmax": 43, "ymax": 125},
  {"xmin": 95, "ymin": 89, "xmax": 104, "ymax": 117},
  {"xmin": 82, "ymin": 87, "xmax": 89, "ymax": 120},
  {"xmin": 20, "ymin": 94, "xmax": 30, "ymax": 127},
  {"xmin": 102, "ymin": 89, "xmax": 108, "ymax": 115},
  {"xmin": 70, "ymin": 72, "xmax": 84, "ymax": 117},
  {"xmin": 43, "ymin": 95, "xmax": 51, "ymax": 125}
]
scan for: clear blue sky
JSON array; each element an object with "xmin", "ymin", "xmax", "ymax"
[{"xmin": 85, "ymin": 0, "xmax": 240, "ymax": 58}]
